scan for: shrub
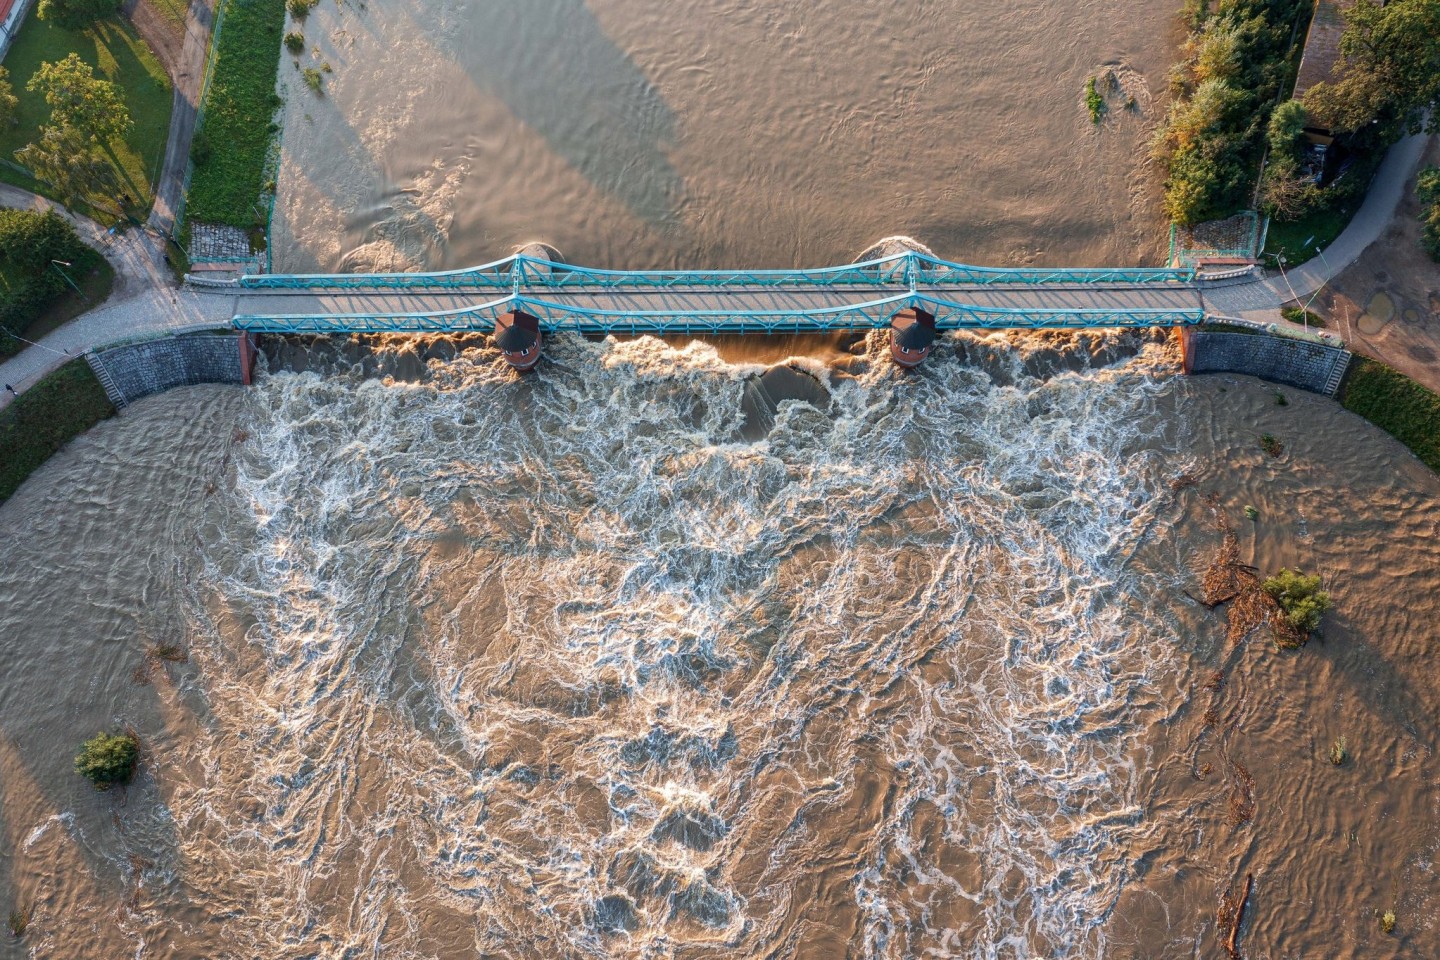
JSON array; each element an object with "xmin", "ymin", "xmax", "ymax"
[
  {"xmin": 74, "ymin": 731, "xmax": 139, "ymax": 790},
  {"xmin": 1280, "ymin": 306, "xmax": 1324, "ymax": 327},
  {"xmin": 301, "ymin": 67, "xmax": 323, "ymax": 92},
  {"xmin": 1085, "ymin": 76, "xmax": 1105, "ymax": 124},
  {"xmin": 1262, "ymin": 568, "xmax": 1332, "ymax": 637},
  {"xmin": 284, "ymin": 31, "xmax": 305, "ymax": 54}
]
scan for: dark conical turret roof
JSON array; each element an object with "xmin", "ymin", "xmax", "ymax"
[
  {"xmin": 493, "ymin": 311, "xmax": 540, "ymax": 352},
  {"xmin": 892, "ymin": 307, "xmax": 937, "ymax": 350}
]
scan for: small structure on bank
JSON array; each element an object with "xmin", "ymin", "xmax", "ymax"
[
  {"xmin": 492, "ymin": 310, "xmax": 542, "ymax": 371},
  {"xmin": 889, "ymin": 307, "xmax": 937, "ymax": 368}
]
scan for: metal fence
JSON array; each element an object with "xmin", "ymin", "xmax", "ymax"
[
  {"xmin": 1168, "ymin": 211, "xmax": 1267, "ymax": 267},
  {"xmin": 238, "ymin": 251, "xmax": 1196, "ymax": 292}
]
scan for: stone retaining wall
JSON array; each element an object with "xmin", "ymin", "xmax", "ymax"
[
  {"xmin": 1184, "ymin": 329, "xmax": 1351, "ymax": 396},
  {"xmin": 86, "ymin": 334, "xmax": 252, "ymax": 410}
]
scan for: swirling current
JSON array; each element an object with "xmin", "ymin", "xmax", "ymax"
[{"xmin": 2, "ymin": 331, "xmax": 1438, "ymax": 959}]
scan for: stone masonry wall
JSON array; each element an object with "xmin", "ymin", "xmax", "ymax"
[
  {"xmin": 1186, "ymin": 331, "xmax": 1351, "ymax": 396},
  {"xmin": 86, "ymin": 334, "xmax": 249, "ymax": 409}
]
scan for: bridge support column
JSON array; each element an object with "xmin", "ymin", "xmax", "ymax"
[
  {"xmin": 493, "ymin": 311, "xmax": 542, "ymax": 372},
  {"xmin": 889, "ymin": 307, "xmax": 937, "ymax": 368}
]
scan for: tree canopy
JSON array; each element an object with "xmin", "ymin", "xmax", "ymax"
[
  {"xmin": 1303, "ymin": 0, "xmax": 1440, "ymax": 139},
  {"xmin": 26, "ymin": 53, "xmax": 132, "ymax": 145},
  {"xmin": 0, "ymin": 67, "xmax": 17, "ymax": 129},
  {"xmin": 36, "ymin": 0, "xmax": 120, "ymax": 30}
]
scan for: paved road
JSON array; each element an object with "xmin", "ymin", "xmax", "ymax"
[{"xmin": 1204, "ymin": 131, "xmax": 1435, "ymax": 324}]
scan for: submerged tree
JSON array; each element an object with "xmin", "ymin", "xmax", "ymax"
[
  {"xmin": 1262, "ymin": 568, "xmax": 1333, "ymax": 641},
  {"xmin": 74, "ymin": 731, "xmax": 139, "ymax": 790}
]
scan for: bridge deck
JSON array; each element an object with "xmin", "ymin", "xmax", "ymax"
[{"xmin": 231, "ymin": 283, "xmax": 1207, "ymax": 334}]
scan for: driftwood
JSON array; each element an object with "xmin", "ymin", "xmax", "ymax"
[{"xmin": 1224, "ymin": 873, "xmax": 1254, "ymax": 959}]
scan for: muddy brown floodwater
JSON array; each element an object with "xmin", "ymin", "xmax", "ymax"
[
  {"xmin": 0, "ymin": 332, "xmax": 1436, "ymax": 959},
  {"xmin": 270, "ymin": 0, "xmax": 1176, "ymax": 272}
]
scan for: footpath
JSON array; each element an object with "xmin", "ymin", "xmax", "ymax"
[{"xmin": 1202, "ymin": 131, "xmax": 1433, "ymax": 323}]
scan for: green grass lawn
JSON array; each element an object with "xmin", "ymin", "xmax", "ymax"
[
  {"xmin": 0, "ymin": 359, "xmax": 115, "ymax": 504},
  {"xmin": 1262, "ymin": 199, "xmax": 1362, "ymax": 269},
  {"xmin": 1341, "ymin": 357, "xmax": 1440, "ymax": 474},
  {"xmin": 185, "ymin": 0, "xmax": 285, "ymax": 229},
  {"xmin": 0, "ymin": 8, "xmax": 173, "ymax": 213}
]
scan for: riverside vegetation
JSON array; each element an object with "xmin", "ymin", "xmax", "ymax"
[
  {"xmin": 0, "ymin": 4, "xmax": 171, "ymax": 214},
  {"xmin": 74, "ymin": 730, "xmax": 139, "ymax": 789},
  {"xmin": 186, "ymin": 0, "xmax": 286, "ymax": 232},
  {"xmin": 1157, "ymin": 0, "xmax": 1440, "ymax": 256},
  {"xmin": 0, "ymin": 209, "xmax": 111, "ymax": 361},
  {"xmin": 0, "ymin": 359, "xmax": 114, "ymax": 503}
]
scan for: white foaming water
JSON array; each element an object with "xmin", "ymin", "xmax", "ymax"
[{"xmin": 175, "ymin": 331, "xmax": 1193, "ymax": 958}]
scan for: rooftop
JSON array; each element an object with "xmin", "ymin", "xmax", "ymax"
[{"xmin": 1293, "ymin": 0, "xmax": 1356, "ymax": 105}]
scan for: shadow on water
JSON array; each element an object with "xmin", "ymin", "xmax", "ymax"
[{"xmin": 403, "ymin": 0, "xmax": 685, "ymax": 230}]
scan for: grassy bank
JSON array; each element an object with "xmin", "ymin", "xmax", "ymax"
[
  {"xmin": 0, "ymin": 360, "xmax": 115, "ymax": 504},
  {"xmin": 0, "ymin": 256, "xmax": 115, "ymax": 360},
  {"xmin": 185, "ymin": 0, "xmax": 286, "ymax": 230},
  {"xmin": 0, "ymin": 209, "xmax": 115, "ymax": 361},
  {"xmin": 0, "ymin": 8, "xmax": 173, "ymax": 211},
  {"xmin": 1341, "ymin": 357, "xmax": 1440, "ymax": 473}
]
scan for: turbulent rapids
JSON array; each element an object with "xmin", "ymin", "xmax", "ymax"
[{"xmin": 166, "ymin": 330, "xmax": 1193, "ymax": 958}]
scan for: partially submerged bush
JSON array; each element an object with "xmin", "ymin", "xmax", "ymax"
[
  {"xmin": 284, "ymin": 31, "xmax": 305, "ymax": 54},
  {"xmin": 1263, "ymin": 568, "xmax": 1332, "ymax": 641},
  {"xmin": 74, "ymin": 731, "xmax": 139, "ymax": 790},
  {"xmin": 1085, "ymin": 76, "xmax": 1105, "ymax": 124}
]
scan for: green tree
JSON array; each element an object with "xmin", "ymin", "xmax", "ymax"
[
  {"xmin": 26, "ymin": 53, "xmax": 132, "ymax": 145},
  {"xmin": 0, "ymin": 67, "xmax": 17, "ymax": 129},
  {"xmin": 36, "ymin": 0, "xmax": 119, "ymax": 29},
  {"xmin": 14, "ymin": 123, "xmax": 120, "ymax": 203},
  {"xmin": 0, "ymin": 208, "xmax": 90, "ymax": 275},
  {"xmin": 1262, "ymin": 568, "xmax": 1333, "ymax": 638},
  {"xmin": 74, "ymin": 731, "xmax": 139, "ymax": 790},
  {"xmin": 1266, "ymin": 99, "xmax": 1307, "ymax": 157},
  {"xmin": 1303, "ymin": 0, "xmax": 1440, "ymax": 138}
]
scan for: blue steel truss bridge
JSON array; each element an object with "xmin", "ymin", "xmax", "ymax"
[{"xmin": 228, "ymin": 251, "xmax": 1207, "ymax": 335}]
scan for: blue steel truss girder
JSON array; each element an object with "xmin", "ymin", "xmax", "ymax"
[
  {"xmin": 232, "ymin": 292, "xmax": 1205, "ymax": 335},
  {"xmin": 236, "ymin": 252, "xmax": 1196, "ymax": 292}
]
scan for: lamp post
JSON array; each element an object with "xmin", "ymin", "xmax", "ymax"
[{"xmin": 50, "ymin": 260, "xmax": 85, "ymax": 300}]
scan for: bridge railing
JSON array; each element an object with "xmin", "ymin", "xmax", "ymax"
[
  {"xmin": 236, "ymin": 252, "xmax": 1196, "ymax": 292},
  {"xmin": 233, "ymin": 291, "xmax": 1205, "ymax": 336}
]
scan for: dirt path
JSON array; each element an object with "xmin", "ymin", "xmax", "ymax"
[{"xmin": 121, "ymin": 0, "xmax": 215, "ymax": 235}]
